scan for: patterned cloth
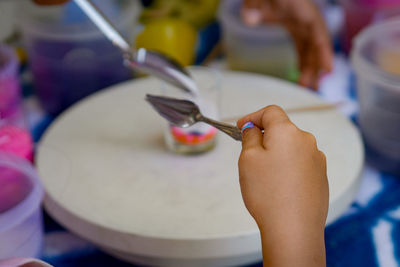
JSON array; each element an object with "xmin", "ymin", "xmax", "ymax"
[{"xmin": 23, "ymin": 54, "xmax": 399, "ymax": 267}]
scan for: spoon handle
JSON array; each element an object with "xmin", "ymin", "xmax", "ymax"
[
  {"xmin": 74, "ymin": 0, "xmax": 131, "ymax": 53},
  {"xmin": 199, "ymin": 116, "xmax": 242, "ymax": 141}
]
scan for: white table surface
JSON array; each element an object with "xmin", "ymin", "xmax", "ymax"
[{"xmin": 37, "ymin": 69, "xmax": 364, "ymax": 266}]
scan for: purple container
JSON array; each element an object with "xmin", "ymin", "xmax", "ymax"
[
  {"xmin": 0, "ymin": 152, "xmax": 44, "ymax": 259},
  {"xmin": 20, "ymin": 0, "xmax": 140, "ymax": 115},
  {"xmin": 0, "ymin": 45, "xmax": 24, "ymax": 127}
]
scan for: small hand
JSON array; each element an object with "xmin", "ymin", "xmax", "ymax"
[
  {"xmin": 237, "ymin": 105, "xmax": 328, "ymax": 266},
  {"xmin": 241, "ymin": 0, "xmax": 333, "ymax": 89}
]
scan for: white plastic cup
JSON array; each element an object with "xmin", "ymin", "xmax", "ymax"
[
  {"xmin": 218, "ymin": 0, "xmax": 297, "ymax": 80},
  {"xmin": 351, "ymin": 17, "xmax": 400, "ymax": 174}
]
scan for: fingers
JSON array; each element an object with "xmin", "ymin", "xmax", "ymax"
[
  {"xmin": 297, "ymin": 37, "xmax": 332, "ymax": 90},
  {"xmin": 308, "ymin": 13, "xmax": 333, "ymax": 89},
  {"xmin": 297, "ymin": 37, "xmax": 314, "ymax": 88},
  {"xmin": 313, "ymin": 10, "xmax": 333, "ymax": 73},
  {"xmin": 285, "ymin": 2, "xmax": 332, "ymax": 90},
  {"xmin": 237, "ymin": 105, "xmax": 290, "ymax": 131},
  {"xmin": 241, "ymin": 0, "xmax": 264, "ymax": 26},
  {"xmin": 299, "ymin": 40, "xmax": 319, "ymax": 90},
  {"xmin": 238, "ymin": 106, "xmax": 290, "ymax": 149},
  {"xmin": 314, "ymin": 27, "xmax": 333, "ymax": 78},
  {"xmin": 241, "ymin": 122, "xmax": 263, "ymax": 150}
]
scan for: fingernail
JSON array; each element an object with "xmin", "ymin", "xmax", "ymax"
[
  {"xmin": 319, "ymin": 70, "xmax": 330, "ymax": 80},
  {"xmin": 242, "ymin": 8, "xmax": 263, "ymax": 26},
  {"xmin": 241, "ymin": 121, "xmax": 255, "ymax": 134}
]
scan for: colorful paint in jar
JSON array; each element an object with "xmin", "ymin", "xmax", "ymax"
[{"xmin": 162, "ymin": 67, "xmax": 220, "ymax": 154}]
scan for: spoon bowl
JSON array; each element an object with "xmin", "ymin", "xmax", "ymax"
[{"xmin": 146, "ymin": 94, "xmax": 242, "ymax": 141}]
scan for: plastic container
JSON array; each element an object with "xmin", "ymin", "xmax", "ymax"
[
  {"xmin": 19, "ymin": 0, "xmax": 140, "ymax": 115},
  {"xmin": 341, "ymin": 0, "xmax": 400, "ymax": 53},
  {"xmin": 0, "ymin": 125, "xmax": 34, "ymax": 162},
  {"xmin": 0, "ymin": 258, "xmax": 52, "ymax": 267},
  {"xmin": 0, "ymin": 152, "xmax": 44, "ymax": 259},
  {"xmin": 0, "ymin": 45, "xmax": 25, "ymax": 128},
  {"xmin": 218, "ymin": 0, "xmax": 297, "ymax": 80},
  {"xmin": 351, "ymin": 17, "xmax": 400, "ymax": 175}
]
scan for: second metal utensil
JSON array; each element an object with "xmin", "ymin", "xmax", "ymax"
[
  {"xmin": 74, "ymin": 0, "xmax": 196, "ymax": 94},
  {"xmin": 146, "ymin": 94, "xmax": 242, "ymax": 141}
]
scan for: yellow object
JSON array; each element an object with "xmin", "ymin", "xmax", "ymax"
[
  {"xmin": 136, "ymin": 18, "xmax": 197, "ymax": 66},
  {"xmin": 140, "ymin": 0, "xmax": 220, "ymax": 29},
  {"xmin": 15, "ymin": 47, "xmax": 27, "ymax": 64}
]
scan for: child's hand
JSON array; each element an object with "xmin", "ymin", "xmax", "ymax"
[
  {"xmin": 237, "ymin": 105, "xmax": 328, "ymax": 267},
  {"xmin": 241, "ymin": 0, "xmax": 333, "ymax": 89},
  {"xmin": 33, "ymin": 0, "xmax": 69, "ymax": 5}
]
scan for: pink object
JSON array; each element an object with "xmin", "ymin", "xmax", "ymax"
[
  {"xmin": 0, "ymin": 125, "xmax": 34, "ymax": 162},
  {"xmin": 0, "ymin": 152, "xmax": 44, "ymax": 259},
  {"xmin": 0, "ymin": 167, "xmax": 32, "ymax": 213},
  {"xmin": 0, "ymin": 44, "xmax": 24, "ymax": 127},
  {"xmin": 352, "ymin": 0, "xmax": 400, "ymax": 6},
  {"xmin": 0, "ymin": 258, "xmax": 53, "ymax": 267},
  {"xmin": 341, "ymin": 0, "xmax": 400, "ymax": 53}
]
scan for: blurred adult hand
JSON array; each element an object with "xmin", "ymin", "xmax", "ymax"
[
  {"xmin": 237, "ymin": 105, "xmax": 329, "ymax": 266},
  {"xmin": 33, "ymin": 0, "xmax": 69, "ymax": 5},
  {"xmin": 241, "ymin": 0, "xmax": 333, "ymax": 89}
]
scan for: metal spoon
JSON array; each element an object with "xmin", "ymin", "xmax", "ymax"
[
  {"xmin": 146, "ymin": 94, "xmax": 242, "ymax": 141},
  {"xmin": 74, "ymin": 0, "xmax": 196, "ymax": 94}
]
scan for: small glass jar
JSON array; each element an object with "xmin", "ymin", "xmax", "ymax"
[{"xmin": 162, "ymin": 67, "xmax": 221, "ymax": 154}]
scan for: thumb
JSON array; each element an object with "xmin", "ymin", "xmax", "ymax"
[{"xmin": 241, "ymin": 122, "xmax": 263, "ymax": 150}]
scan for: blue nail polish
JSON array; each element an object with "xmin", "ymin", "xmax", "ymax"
[{"xmin": 241, "ymin": 121, "xmax": 255, "ymax": 134}]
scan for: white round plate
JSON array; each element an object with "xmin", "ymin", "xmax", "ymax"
[{"xmin": 37, "ymin": 69, "xmax": 364, "ymax": 267}]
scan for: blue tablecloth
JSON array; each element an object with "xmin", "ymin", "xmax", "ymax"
[{"xmin": 22, "ymin": 55, "xmax": 399, "ymax": 267}]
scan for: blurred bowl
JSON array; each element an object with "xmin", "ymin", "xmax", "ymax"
[
  {"xmin": 0, "ymin": 153, "xmax": 44, "ymax": 259},
  {"xmin": 351, "ymin": 17, "xmax": 400, "ymax": 174}
]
